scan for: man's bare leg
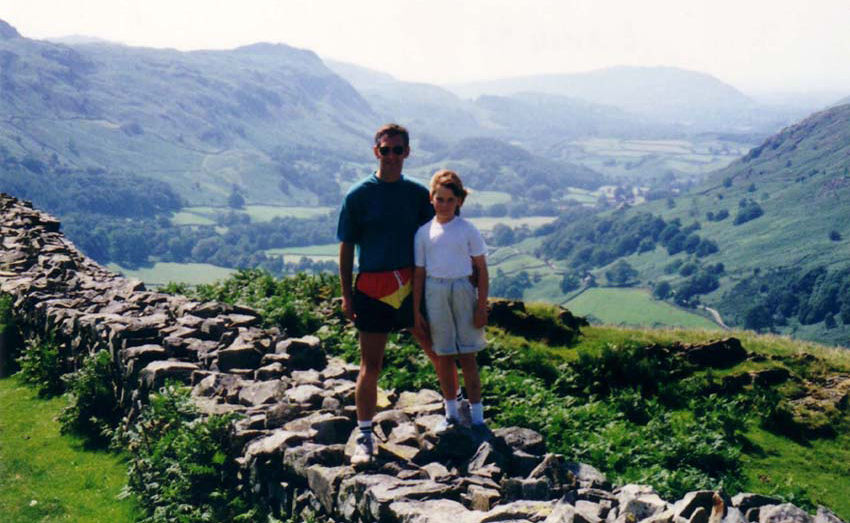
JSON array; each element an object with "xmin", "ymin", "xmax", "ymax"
[{"xmin": 355, "ymin": 331, "xmax": 389, "ymax": 422}]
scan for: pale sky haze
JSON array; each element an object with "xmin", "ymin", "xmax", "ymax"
[{"xmin": 3, "ymin": 0, "xmax": 850, "ymax": 95}]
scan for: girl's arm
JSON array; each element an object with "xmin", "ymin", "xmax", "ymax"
[
  {"xmin": 471, "ymin": 254, "xmax": 489, "ymax": 328},
  {"xmin": 413, "ymin": 266, "xmax": 428, "ymax": 332}
]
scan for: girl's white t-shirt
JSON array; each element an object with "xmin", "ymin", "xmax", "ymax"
[{"xmin": 414, "ymin": 216, "xmax": 487, "ymax": 278}]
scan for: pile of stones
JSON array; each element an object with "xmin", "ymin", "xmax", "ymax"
[{"xmin": 0, "ymin": 193, "xmax": 845, "ymax": 523}]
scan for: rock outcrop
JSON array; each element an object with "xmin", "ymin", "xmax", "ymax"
[{"xmin": 0, "ymin": 193, "xmax": 844, "ymax": 523}]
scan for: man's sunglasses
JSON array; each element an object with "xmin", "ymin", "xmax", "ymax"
[{"xmin": 378, "ymin": 145, "xmax": 406, "ymax": 156}]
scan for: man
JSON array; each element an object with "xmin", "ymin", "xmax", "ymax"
[{"xmin": 337, "ymin": 123, "xmax": 457, "ymax": 465}]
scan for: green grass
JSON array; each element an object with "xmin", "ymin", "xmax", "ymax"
[
  {"xmin": 742, "ymin": 426, "xmax": 850, "ymax": 516},
  {"xmin": 107, "ymin": 262, "xmax": 237, "ymax": 286},
  {"xmin": 0, "ymin": 375, "xmax": 137, "ymax": 523},
  {"xmin": 566, "ymin": 287, "xmax": 721, "ymax": 329}
]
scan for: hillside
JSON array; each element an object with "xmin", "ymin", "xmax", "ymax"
[
  {"xmin": 446, "ymin": 66, "xmax": 805, "ymax": 134},
  {"xmin": 537, "ymin": 103, "xmax": 850, "ymax": 346},
  {"xmin": 0, "ymin": 20, "xmax": 376, "ymax": 207}
]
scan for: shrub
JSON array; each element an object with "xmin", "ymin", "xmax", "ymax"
[
  {"xmin": 16, "ymin": 333, "xmax": 64, "ymax": 396},
  {"xmin": 59, "ymin": 350, "xmax": 122, "ymax": 447},
  {"xmin": 117, "ymin": 384, "xmax": 257, "ymax": 523}
]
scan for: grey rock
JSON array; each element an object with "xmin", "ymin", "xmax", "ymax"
[
  {"xmin": 389, "ymin": 499, "xmax": 475, "ymax": 523},
  {"xmin": 238, "ymin": 379, "xmax": 287, "ymax": 406},
  {"xmin": 218, "ymin": 343, "xmax": 263, "ymax": 371},
  {"xmin": 675, "ymin": 491, "xmax": 723, "ymax": 521},
  {"xmin": 759, "ymin": 504, "xmax": 813, "ymax": 523},
  {"xmin": 467, "ymin": 484, "xmax": 501, "ymax": 512},
  {"xmin": 283, "ymin": 443, "xmax": 346, "ymax": 477},
  {"xmin": 305, "ymin": 464, "xmax": 355, "ymax": 514},
  {"xmin": 689, "ymin": 507, "xmax": 709, "ymax": 523},
  {"xmin": 723, "ymin": 508, "xmax": 747, "ymax": 523},
  {"xmin": 244, "ymin": 429, "xmax": 306, "ymax": 462},
  {"xmin": 139, "ymin": 360, "xmax": 199, "ymax": 390},
  {"xmin": 291, "ymin": 369, "xmax": 323, "ymax": 386},
  {"xmin": 365, "ymin": 477, "xmax": 457, "ymax": 521},
  {"xmin": 815, "ymin": 507, "xmax": 847, "ymax": 523},
  {"xmin": 255, "ymin": 362, "xmax": 285, "ymax": 381},
  {"xmin": 285, "ymin": 384, "xmax": 325, "ymax": 407},
  {"xmin": 421, "ymin": 462, "xmax": 452, "ymax": 482},
  {"xmin": 567, "ymin": 461, "xmax": 609, "ymax": 489},
  {"xmin": 731, "ymin": 494, "xmax": 783, "ymax": 513},
  {"xmin": 494, "ymin": 426, "xmax": 547, "ymax": 455},
  {"xmin": 276, "ymin": 335, "xmax": 326, "ymax": 370},
  {"xmin": 547, "ymin": 502, "xmax": 604, "ymax": 523},
  {"xmin": 265, "ymin": 401, "xmax": 306, "ymax": 428},
  {"xmin": 528, "ymin": 454, "xmax": 577, "ymax": 493}
]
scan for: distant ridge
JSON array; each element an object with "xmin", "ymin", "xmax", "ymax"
[
  {"xmin": 445, "ymin": 66, "xmax": 791, "ymax": 133},
  {"xmin": 0, "ymin": 18, "xmax": 21, "ymax": 39}
]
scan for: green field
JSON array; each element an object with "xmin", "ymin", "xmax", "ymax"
[
  {"xmin": 265, "ymin": 243, "xmax": 339, "ymax": 256},
  {"xmin": 469, "ymin": 216, "xmax": 557, "ymax": 232},
  {"xmin": 0, "ymin": 376, "xmax": 137, "ymax": 523},
  {"xmin": 171, "ymin": 205, "xmax": 333, "ymax": 226},
  {"xmin": 560, "ymin": 137, "xmax": 752, "ymax": 180},
  {"xmin": 566, "ymin": 287, "xmax": 721, "ymax": 329},
  {"xmin": 107, "ymin": 262, "xmax": 236, "ymax": 286}
]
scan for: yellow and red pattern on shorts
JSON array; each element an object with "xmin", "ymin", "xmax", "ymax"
[{"xmin": 355, "ymin": 267, "xmax": 413, "ymax": 309}]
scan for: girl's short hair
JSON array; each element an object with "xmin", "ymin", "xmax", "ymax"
[{"xmin": 430, "ymin": 170, "xmax": 468, "ymax": 215}]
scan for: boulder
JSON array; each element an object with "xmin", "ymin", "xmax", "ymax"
[
  {"xmin": 759, "ymin": 504, "xmax": 813, "ymax": 523},
  {"xmin": 139, "ymin": 360, "xmax": 199, "ymax": 390}
]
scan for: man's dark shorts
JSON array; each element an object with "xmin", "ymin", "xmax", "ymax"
[{"xmin": 353, "ymin": 269, "xmax": 414, "ymax": 333}]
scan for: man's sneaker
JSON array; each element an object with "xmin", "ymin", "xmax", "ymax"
[
  {"xmin": 434, "ymin": 416, "xmax": 459, "ymax": 435},
  {"xmin": 471, "ymin": 422, "xmax": 493, "ymax": 442},
  {"xmin": 350, "ymin": 433, "xmax": 374, "ymax": 466}
]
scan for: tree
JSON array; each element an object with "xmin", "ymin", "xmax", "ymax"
[
  {"xmin": 227, "ymin": 191, "xmax": 245, "ymax": 209},
  {"xmin": 654, "ymin": 281, "xmax": 672, "ymax": 299},
  {"xmin": 491, "ymin": 224, "xmax": 515, "ymax": 246},
  {"xmin": 829, "ymin": 230, "xmax": 842, "ymax": 241},
  {"xmin": 605, "ymin": 260, "xmax": 638, "ymax": 287},
  {"xmin": 560, "ymin": 273, "xmax": 581, "ymax": 293}
]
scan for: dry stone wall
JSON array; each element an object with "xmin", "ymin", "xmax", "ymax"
[{"xmin": 0, "ymin": 192, "xmax": 845, "ymax": 523}]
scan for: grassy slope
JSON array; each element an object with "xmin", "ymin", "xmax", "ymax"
[
  {"xmin": 566, "ymin": 287, "xmax": 720, "ymax": 329},
  {"xmin": 550, "ymin": 325, "xmax": 850, "ymax": 517},
  {"xmin": 0, "ymin": 375, "xmax": 137, "ymax": 523}
]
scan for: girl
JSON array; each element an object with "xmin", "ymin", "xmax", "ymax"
[{"xmin": 413, "ymin": 170, "xmax": 490, "ymax": 437}]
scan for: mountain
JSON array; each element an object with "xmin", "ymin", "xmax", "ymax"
[
  {"xmin": 584, "ymin": 103, "xmax": 850, "ymax": 345},
  {"xmin": 325, "ymin": 59, "xmax": 487, "ymax": 146},
  {"xmin": 447, "ymin": 66, "xmax": 799, "ymax": 134},
  {"xmin": 326, "ymin": 60, "xmax": 680, "ymax": 151},
  {"xmin": 0, "ymin": 20, "xmax": 378, "ymax": 206}
]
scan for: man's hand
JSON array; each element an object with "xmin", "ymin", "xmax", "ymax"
[
  {"xmin": 473, "ymin": 304, "xmax": 488, "ymax": 329},
  {"xmin": 342, "ymin": 295, "xmax": 355, "ymax": 322}
]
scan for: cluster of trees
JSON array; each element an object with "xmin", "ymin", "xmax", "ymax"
[
  {"xmin": 439, "ymin": 137, "xmax": 603, "ymax": 199},
  {"xmin": 490, "ymin": 269, "xmax": 536, "ymax": 299},
  {"xmin": 720, "ymin": 265, "xmax": 850, "ymax": 332},
  {"xmin": 0, "ymin": 150, "xmax": 182, "ymax": 218},
  {"xmin": 538, "ymin": 211, "xmax": 720, "ymax": 272},
  {"xmin": 61, "ymin": 212, "xmax": 337, "ymax": 273},
  {"xmin": 733, "ymin": 198, "xmax": 764, "ymax": 225}
]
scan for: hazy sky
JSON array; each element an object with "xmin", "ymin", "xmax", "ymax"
[{"xmin": 3, "ymin": 0, "xmax": 850, "ymax": 94}]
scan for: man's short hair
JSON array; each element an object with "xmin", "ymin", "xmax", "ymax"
[{"xmin": 374, "ymin": 123, "xmax": 409, "ymax": 147}]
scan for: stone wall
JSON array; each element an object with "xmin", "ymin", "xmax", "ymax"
[{"xmin": 0, "ymin": 193, "xmax": 845, "ymax": 523}]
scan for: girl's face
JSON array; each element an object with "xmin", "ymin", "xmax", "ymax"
[{"xmin": 431, "ymin": 185, "xmax": 461, "ymax": 223}]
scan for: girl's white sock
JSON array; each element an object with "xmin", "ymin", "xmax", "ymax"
[{"xmin": 470, "ymin": 402, "xmax": 484, "ymax": 425}]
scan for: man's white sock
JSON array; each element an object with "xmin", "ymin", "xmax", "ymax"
[{"xmin": 445, "ymin": 399, "xmax": 459, "ymax": 420}]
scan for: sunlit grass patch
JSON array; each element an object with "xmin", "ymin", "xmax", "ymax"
[{"xmin": 0, "ymin": 375, "xmax": 137, "ymax": 523}]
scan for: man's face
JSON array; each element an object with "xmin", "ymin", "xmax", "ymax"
[{"xmin": 373, "ymin": 134, "xmax": 409, "ymax": 169}]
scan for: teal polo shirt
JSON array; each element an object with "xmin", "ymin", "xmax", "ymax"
[{"xmin": 337, "ymin": 173, "xmax": 434, "ymax": 272}]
